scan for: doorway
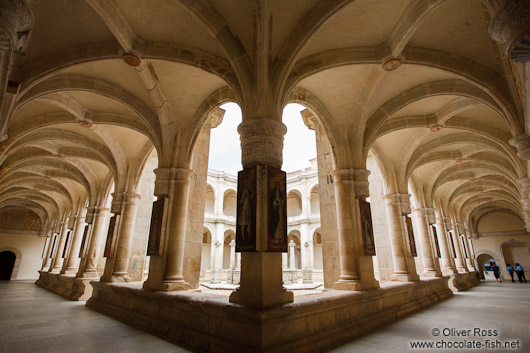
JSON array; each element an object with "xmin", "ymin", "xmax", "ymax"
[{"xmin": 0, "ymin": 251, "xmax": 16, "ymax": 280}]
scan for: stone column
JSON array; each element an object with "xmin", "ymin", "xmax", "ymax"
[
  {"xmin": 434, "ymin": 213, "xmax": 457, "ymax": 275},
  {"xmin": 450, "ymin": 219, "xmax": 468, "ymax": 273},
  {"xmin": 61, "ymin": 213, "xmax": 87, "ymax": 274},
  {"xmin": 79, "ymin": 207, "xmax": 110, "ymax": 278},
  {"xmin": 288, "ymin": 240, "xmax": 296, "ymax": 270},
  {"xmin": 303, "ymin": 241, "xmax": 312, "ymax": 284},
  {"xmin": 413, "ymin": 208, "xmax": 442, "ymax": 277},
  {"xmin": 229, "ymin": 239, "xmax": 236, "ymax": 269},
  {"xmin": 101, "ymin": 192, "xmax": 141, "ymax": 282},
  {"xmin": 332, "ymin": 169, "xmax": 380, "ymax": 289},
  {"xmin": 229, "ymin": 118, "xmax": 294, "ymax": 308},
  {"xmin": 463, "ymin": 230, "xmax": 476, "ymax": 272},
  {"xmin": 143, "ymin": 168, "xmax": 193, "ymax": 291},
  {"xmin": 382, "ymin": 194, "xmax": 419, "ymax": 282},
  {"xmin": 212, "ymin": 222, "xmax": 224, "ymax": 280},
  {"xmin": 211, "ymin": 241, "xmax": 222, "ymax": 284},
  {"xmin": 50, "ymin": 219, "xmax": 69, "ymax": 273},
  {"xmin": 300, "ymin": 222, "xmax": 309, "ymax": 269}
]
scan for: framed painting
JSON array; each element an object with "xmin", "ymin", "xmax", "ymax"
[
  {"xmin": 267, "ymin": 167, "xmax": 287, "ymax": 252},
  {"xmin": 405, "ymin": 216, "xmax": 417, "ymax": 257},
  {"xmin": 236, "ymin": 167, "xmax": 257, "ymax": 252},
  {"xmin": 104, "ymin": 215, "xmax": 119, "ymax": 258},
  {"xmin": 147, "ymin": 197, "xmax": 166, "ymax": 256},
  {"xmin": 431, "ymin": 225, "xmax": 441, "ymax": 258},
  {"xmin": 359, "ymin": 200, "xmax": 376, "ymax": 256}
]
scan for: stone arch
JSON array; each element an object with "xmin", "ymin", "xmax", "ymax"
[
  {"xmin": 499, "ymin": 239, "xmax": 530, "ymax": 274},
  {"xmin": 476, "ymin": 250, "xmax": 500, "ymax": 280},
  {"xmin": 287, "ymin": 190, "xmax": 303, "ymax": 217},
  {"xmin": 223, "ymin": 189, "xmax": 237, "ymax": 217}
]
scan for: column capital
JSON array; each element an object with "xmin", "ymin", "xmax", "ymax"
[
  {"xmin": 489, "ymin": 0, "xmax": 530, "ymax": 62},
  {"xmin": 331, "ymin": 168, "xmax": 371, "ymax": 199},
  {"xmin": 509, "ymin": 134, "xmax": 530, "ymax": 160},
  {"xmin": 111, "ymin": 192, "xmax": 141, "ymax": 214},
  {"xmin": 85, "ymin": 206, "xmax": 96, "ymax": 224},
  {"xmin": 382, "ymin": 193, "xmax": 411, "ymax": 214},
  {"xmin": 153, "ymin": 167, "xmax": 193, "ymax": 196},
  {"xmin": 238, "ymin": 117, "xmax": 286, "ymax": 168}
]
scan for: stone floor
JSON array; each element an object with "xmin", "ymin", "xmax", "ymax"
[{"xmin": 0, "ymin": 280, "xmax": 528, "ymax": 353}]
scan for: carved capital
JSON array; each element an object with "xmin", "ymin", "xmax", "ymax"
[
  {"xmin": 111, "ymin": 192, "xmax": 140, "ymax": 214},
  {"xmin": 153, "ymin": 168, "xmax": 192, "ymax": 196},
  {"xmin": 510, "ymin": 134, "xmax": 530, "ymax": 160},
  {"xmin": 489, "ymin": 0, "xmax": 530, "ymax": 62},
  {"xmin": 331, "ymin": 168, "xmax": 371, "ymax": 199},
  {"xmin": 382, "ymin": 193, "xmax": 411, "ymax": 215},
  {"xmin": 85, "ymin": 206, "xmax": 96, "ymax": 224},
  {"xmin": 0, "ymin": 0, "xmax": 34, "ymax": 52},
  {"xmin": 238, "ymin": 118, "xmax": 286, "ymax": 169}
]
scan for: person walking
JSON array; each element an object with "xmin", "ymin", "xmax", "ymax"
[
  {"xmin": 506, "ymin": 264, "xmax": 515, "ymax": 282},
  {"xmin": 514, "ymin": 263, "xmax": 527, "ymax": 283},
  {"xmin": 491, "ymin": 262, "xmax": 501, "ymax": 283}
]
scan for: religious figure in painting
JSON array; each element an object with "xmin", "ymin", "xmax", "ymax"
[
  {"xmin": 238, "ymin": 179, "xmax": 253, "ymax": 241},
  {"xmin": 270, "ymin": 181, "xmax": 285, "ymax": 245}
]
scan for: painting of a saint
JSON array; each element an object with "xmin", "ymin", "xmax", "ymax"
[
  {"xmin": 236, "ymin": 167, "xmax": 256, "ymax": 251},
  {"xmin": 268, "ymin": 167, "xmax": 287, "ymax": 252},
  {"xmin": 359, "ymin": 200, "xmax": 376, "ymax": 256},
  {"xmin": 405, "ymin": 216, "xmax": 417, "ymax": 257}
]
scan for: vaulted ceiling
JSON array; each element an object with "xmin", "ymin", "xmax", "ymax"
[{"xmin": 0, "ymin": 0, "xmax": 524, "ymax": 230}]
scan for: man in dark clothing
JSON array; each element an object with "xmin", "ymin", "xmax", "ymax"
[
  {"xmin": 491, "ymin": 262, "xmax": 501, "ymax": 283},
  {"xmin": 515, "ymin": 263, "xmax": 527, "ymax": 283},
  {"xmin": 506, "ymin": 264, "xmax": 515, "ymax": 282}
]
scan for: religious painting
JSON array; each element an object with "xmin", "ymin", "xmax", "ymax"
[
  {"xmin": 448, "ymin": 232, "xmax": 457, "ymax": 258},
  {"xmin": 431, "ymin": 225, "xmax": 441, "ymax": 258},
  {"xmin": 49, "ymin": 235, "xmax": 57, "ymax": 258},
  {"xmin": 78, "ymin": 225, "xmax": 91, "ymax": 258},
  {"xmin": 104, "ymin": 215, "xmax": 120, "ymax": 258},
  {"xmin": 267, "ymin": 167, "xmax": 287, "ymax": 252},
  {"xmin": 236, "ymin": 167, "xmax": 256, "ymax": 252},
  {"xmin": 147, "ymin": 197, "xmax": 166, "ymax": 256},
  {"xmin": 359, "ymin": 200, "xmax": 376, "ymax": 256},
  {"xmin": 460, "ymin": 236, "xmax": 469, "ymax": 258},
  {"xmin": 405, "ymin": 216, "xmax": 417, "ymax": 257},
  {"xmin": 62, "ymin": 231, "xmax": 71, "ymax": 258}
]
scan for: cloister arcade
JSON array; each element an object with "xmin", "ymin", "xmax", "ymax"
[{"xmin": 1, "ymin": 1, "xmax": 530, "ymax": 351}]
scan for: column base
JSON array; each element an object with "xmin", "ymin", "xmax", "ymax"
[
  {"xmin": 456, "ymin": 267, "xmax": 468, "ymax": 274},
  {"xmin": 303, "ymin": 268, "xmax": 313, "ymax": 284},
  {"xmin": 78, "ymin": 271, "xmax": 100, "ymax": 279},
  {"xmin": 421, "ymin": 270, "xmax": 443, "ymax": 277},
  {"xmin": 229, "ymin": 252, "xmax": 293, "ymax": 308},
  {"xmin": 334, "ymin": 277, "xmax": 379, "ymax": 291},
  {"xmin": 390, "ymin": 273, "xmax": 419, "ymax": 282},
  {"xmin": 211, "ymin": 268, "xmax": 222, "ymax": 284},
  {"xmin": 143, "ymin": 280, "xmax": 190, "ymax": 291},
  {"xmin": 100, "ymin": 274, "xmax": 131, "ymax": 283}
]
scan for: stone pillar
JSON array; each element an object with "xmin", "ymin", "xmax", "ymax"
[
  {"xmin": 228, "ymin": 239, "xmax": 236, "ymax": 284},
  {"xmin": 143, "ymin": 168, "xmax": 193, "ymax": 291},
  {"xmin": 50, "ymin": 220, "xmax": 69, "ymax": 273},
  {"xmin": 450, "ymin": 219, "xmax": 468, "ymax": 273},
  {"xmin": 288, "ymin": 240, "xmax": 296, "ymax": 270},
  {"xmin": 300, "ymin": 222, "xmax": 309, "ymax": 269},
  {"xmin": 382, "ymin": 194, "xmax": 419, "ymax": 282},
  {"xmin": 229, "ymin": 239, "xmax": 236, "ymax": 269},
  {"xmin": 79, "ymin": 207, "xmax": 110, "ymax": 278},
  {"xmin": 434, "ymin": 213, "xmax": 457, "ymax": 275},
  {"xmin": 332, "ymin": 169, "xmax": 380, "ymax": 290},
  {"xmin": 229, "ymin": 118, "xmax": 294, "ymax": 308},
  {"xmin": 412, "ymin": 208, "xmax": 442, "ymax": 277},
  {"xmin": 303, "ymin": 241, "xmax": 312, "ymax": 284},
  {"xmin": 101, "ymin": 192, "xmax": 141, "ymax": 282},
  {"xmin": 61, "ymin": 213, "xmax": 87, "ymax": 274},
  {"xmin": 212, "ymin": 222, "xmax": 224, "ymax": 281},
  {"xmin": 211, "ymin": 241, "xmax": 222, "ymax": 284}
]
